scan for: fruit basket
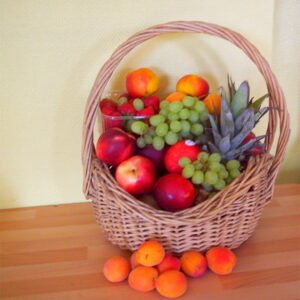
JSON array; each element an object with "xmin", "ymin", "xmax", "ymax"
[{"xmin": 82, "ymin": 21, "xmax": 290, "ymax": 254}]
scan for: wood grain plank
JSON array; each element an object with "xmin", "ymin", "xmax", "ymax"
[{"xmin": 0, "ymin": 247, "xmax": 87, "ymax": 267}]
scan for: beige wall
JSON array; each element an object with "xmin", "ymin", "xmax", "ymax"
[{"xmin": 0, "ymin": 0, "xmax": 299, "ymax": 209}]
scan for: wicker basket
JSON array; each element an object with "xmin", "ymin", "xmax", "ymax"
[{"xmin": 82, "ymin": 21, "xmax": 290, "ymax": 254}]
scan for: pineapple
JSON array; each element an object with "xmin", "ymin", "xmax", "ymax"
[{"xmin": 206, "ymin": 77, "xmax": 268, "ymax": 160}]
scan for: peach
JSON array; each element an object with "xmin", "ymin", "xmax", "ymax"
[
  {"xmin": 166, "ymin": 91, "xmax": 186, "ymax": 102},
  {"xmin": 155, "ymin": 270, "xmax": 187, "ymax": 298},
  {"xmin": 157, "ymin": 253, "xmax": 181, "ymax": 274},
  {"xmin": 128, "ymin": 266, "xmax": 159, "ymax": 292},
  {"xmin": 102, "ymin": 256, "xmax": 131, "ymax": 283},
  {"xmin": 130, "ymin": 251, "xmax": 140, "ymax": 269},
  {"xmin": 180, "ymin": 251, "xmax": 207, "ymax": 278},
  {"xmin": 206, "ymin": 247, "xmax": 237, "ymax": 275},
  {"xmin": 176, "ymin": 74, "xmax": 209, "ymax": 98},
  {"xmin": 136, "ymin": 240, "xmax": 165, "ymax": 267},
  {"xmin": 204, "ymin": 93, "xmax": 222, "ymax": 115},
  {"xmin": 126, "ymin": 67, "xmax": 159, "ymax": 98}
]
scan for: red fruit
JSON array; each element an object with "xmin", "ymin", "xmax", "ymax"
[
  {"xmin": 118, "ymin": 102, "xmax": 136, "ymax": 116},
  {"xmin": 99, "ymin": 99, "xmax": 117, "ymax": 111},
  {"xmin": 101, "ymin": 106, "xmax": 116, "ymax": 116},
  {"xmin": 143, "ymin": 95, "xmax": 160, "ymax": 112},
  {"xmin": 115, "ymin": 155, "xmax": 156, "ymax": 195},
  {"xmin": 164, "ymin": 140, "xmax": 201, "ymax": 173},
  {"xmin": 96, "ymin": 128, "xmax": 136, "ymax": 166},
  {"xmin": 157, "ymin": 253, "xmax": 181, "ymax": 274},
  {"xmin": 136, "ymin": 106, "xmax": 156, "ymax": 117},
  {"xmin": 246, "ymin": 145, "xmax": 265, "ymax": 156},
  {"xmin": 104, "ymin": 111, "xmax": 123, "ymax": 129},
  {"xmin": 136, "ymin": 145, "xmax": 167, "ymax": 173},
  {"xmin": 242, "ymin": 132, "xmax": 256, "ymax": 144},
  {"xmin": 153, "ymin": 173, "xmax": 196, "ymax": 212}
]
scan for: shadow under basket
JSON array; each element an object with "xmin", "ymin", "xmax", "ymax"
[{"xmin": 82, "ymin": 21, "xmax": 290, "ymax": 254}]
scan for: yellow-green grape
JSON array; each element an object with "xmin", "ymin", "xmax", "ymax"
[
  {"xmin": 208, "ymin": 161, "xmax": 222, "ymax": 172},
  {"xmin": 192, "ymin": 170, "xmax": 204, "ymax": 184},
  {"xmin": 183, "ymin": 96, "xmax": 196, "ymax": 108},
  {"xmin": 194, "ymin": 162, "xmax": 204, "ymax": 170},
  {"xmin": 159, "ymin": 100, "xmax": 169, "ymax": 109},
  {"xmin": 191, "ymin": 123, "xmax": 204, "ymax": 136},
  {"xmin": 208, "ymin": 153, "xmax": 222, "ymax": 163},
  {"xmin": 165, "ymin": 131, "xmax": 179, "ymax": 145},
  {"xmin": 182, "ymin": 164, "xmax": 195, "ymax": 179},
  {"xmin": 179, "ymin": 157, "xmax": 191, "ymax": 167},
  {"xmin": 180, "ymin": 120, "xmax": 191, "ymax": 132},
  {"xmin": 214, "ymin": 179, "xmax": 226, "ymax": 191},
  {"xmin": 189, "ymin": 111, "xmax": 200, "ymax": 123},
  {"xmin": 204, "ymin": 170, "xmax": 219, "ymax": 185},
  {"xmin": 198, "ymin": 152, "xmax": 209, "ymax": 162},
  {"xmin": 229, "ymin": 169, "xmax": 241, "ymax": 179},
  {"xmin": 144, "ymin": 134, "xmax": 153, "ymax": 145},
  {"xmin": 150, "ymin": 115, "xmax": 166, "ymax": 127},
  {"xmin": 226, "ymin": 160, "xmax": 241, "ymax": 170},
  {"xmin": 156, "ymin": 123, "xmax": 169, "ymax": 137},
  {"xmin": 148, "ymin": 127, "xmax": 156, "ymax": 136},
  {"xmin": 124, "ymin": 119, "xmax": 134, "ymax": 132},
  {"xmin": 118, "ymin": 97, "xmax": 128, "ymax": 106},
  {"xmin": 159, "ymin": 108, "xmax": 168, "ymax": 116},
  {"xmin": 179, "ymin": 108, "xmax": 190, "ymax": 120},
  {"xmin": 226, "ymin": 176, "xmax": 234, "ymax": 184},
  {"xmin": 168, "ymin": 113, "xmax": 179, "ymax": 121},
  {"xmin": 133, "ymin": 98, "xmax": 144, "ymax": 111},
  {"xmin": 131, "ymin": 121, "xmax": 148, "ymax": 135},
  {"xmin": 169, "ymin": 101, "xmax": 183, "ymax": 113},
  {"xmin": 137, "ymin": 136, "xmax": 146, "ymax": 148},
  {"xmin": 199, "ymin": 111, "xmax": 209, "ymax": 122},
  {"xmin": 170, "ymin": 120, "xmax": 182, "ymax": 133},
  {"xmin": 181, "ymin": 131, "xmax": 193, "ymax": 139},
  {"xmin": 153, "ymin": 136, "xmax": 165, "ymax": 151},
  {"xmin": 194, "ymin": 101, "xmax": 205, "ymax": 113},
  {"xmin": 219, "ymin": 169, "xmax": 229, "ymax": 179}
]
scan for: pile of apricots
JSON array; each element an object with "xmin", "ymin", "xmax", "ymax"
[{"xmin": 103, "ymin": 240, "xmax": 237, "ymax": 298}]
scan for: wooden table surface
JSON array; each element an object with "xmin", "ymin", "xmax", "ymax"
[{"xmin": 0, "ymin": 184, "xmax": 300, "ymax": 299}]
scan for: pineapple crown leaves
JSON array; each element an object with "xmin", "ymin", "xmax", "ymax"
[{"xmin": 206, "ymin": 77, "xmax": 269, "ymax": 160}]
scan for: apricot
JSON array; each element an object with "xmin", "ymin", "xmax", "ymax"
[
  {"xmin": 180, "ymin": 251, "xmax": 207, "ymax": 278},
  {"xmin": 126, "ymin": 67, "xmax": 159, "ymax": 98},
  {"xmin": 176, "ymin": 74, "xmax": 209, "ymax": 98},
  {"xmin": 206, "ymin": 247, "xmax": 237, "ymax": 275},
  {"xmin": 157, "ymin": 253, "xmax": 181, "ymax": 274},
  {"xmin": 204, "ymin": 93, "xmax": 222, "ymax": 115},
  {"xmin": 130, "ymin": 251, "xmax": 140, "ymax": 269},
  {"xmin": 128, "ymin": 266, "xmax": 159, "ymax": 292},
  {"xmin": 102, "ymin": 256, "xmax": 131, "ymax": 283},
  {"xmin": 155, "ymin": 270, "xmax": 187, "ymax": 298},
  {"xmin": 136, "ymin": 240, "xmax": 165, "ymax": 267},
  {"xmin": 166, "ymin": 91, "xmax": 186, "ymax": 102}
]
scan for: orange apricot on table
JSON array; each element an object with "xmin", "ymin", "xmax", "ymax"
[
  {"xmin": 102, "ymin": 256, "xmax": 131, "ymax": 283},
  {"xmin": 176, "ymin": 74, "xmax": 209, "ymax": 98},
  {"xmin": 126, "ymin": 67, "xmax": 159, "ymax": 98},
  {"xmin": 180, "ymin": 251, "xmax": 207, "ymax": 278},
  {"xmin": 157, "ymin": 253, "xmax": 181, "ymax": 274},
  {"xmin": 166, "ymin": 91, "xmax": 186, "ymax": 102},
  {"xmin": 135, "ymin": 240, "xmax": 165, "ymax": 267},
  {"xmin": 204, "ymin": 93, "xmax": 222, "ymax": 115},
  {"xmin": 128, "ymin": 266, "xmax": 159, "ymax": 292},
  {"xmin": 155, "ymin": 270, "xmax": 188, "ymax": 299},
  {"xmin": 130, "ymin": 251, "xmax": 140, "ymax": 269},
  {"xmin": 206, "ymin": 246, "xmax": 237, "ymax": 275}
]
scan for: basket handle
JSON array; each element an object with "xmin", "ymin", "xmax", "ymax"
[{"xmin": 82, "ymin": 21, "xmax": 290, "ymax": 198}]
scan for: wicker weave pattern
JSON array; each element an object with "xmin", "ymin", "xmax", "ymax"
[{"xmin": 82, "ymin": 21, "xmax": 290, "ymax": 253}]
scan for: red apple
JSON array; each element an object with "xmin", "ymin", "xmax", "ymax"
[
  {"xmin": 153, "ymin": 173, "xmax": 196, "ymax": 212},
  {"xmin": 136, "ymin": 145, "xmax": 167, "ymax": 173},
  {"xmin": 115, "ymin": 155, "xmax": 156, "ymax": 195},
  {"xmin": 96, "ymin": 128, "xmax": 136, "ymax": 166},
  {"xmin": 164, "ymin": 140, "xmax": 201, "ymax": 173}
]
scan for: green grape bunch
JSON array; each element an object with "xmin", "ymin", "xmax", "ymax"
[
  {"xmin": 129, "ymin": 96, "xmax": 209, "ymax": 151},
  {"xmin": 179, "ymin": 152, "xmax": 242, "ymax": 192}
]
